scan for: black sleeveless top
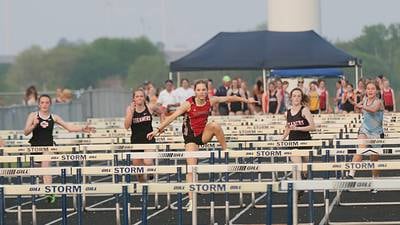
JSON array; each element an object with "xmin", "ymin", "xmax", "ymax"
[
  {"xmin": 287, "ymin": 106, "xmax": 311, "ymax": 140},
  {"xmin": 29, "ymin": 113, "xmax": 55, "ymax": 146},
  {"xmin": 268, "ymin": 91, "xmax": 278, "ymax": 113},
  {"xmin": 230, "ymin": 90, "xmax": 242, "ymax": 112},
  {"xmin": 130, "ymin": 105, "xmax": 155, "ymax": 144}
]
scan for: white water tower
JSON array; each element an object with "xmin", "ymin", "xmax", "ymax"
[{"xmin": 267, "ymin": 0, "xmax": 321, "ymax": 33}]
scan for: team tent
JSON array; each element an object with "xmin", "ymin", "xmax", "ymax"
[{"xmin": 169, "ymin": 30, "xmax": 360, "ymax": 91}]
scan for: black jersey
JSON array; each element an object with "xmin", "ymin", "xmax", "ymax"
[
  {"xmin": 29, "ymin": 113, "xmax": 55, "ymax": 146},
  {"xmin": 287, "ymin": 106, "xmax": 311, "ymax": 140},
  {"xmin": 230, "ymin": 90, "xmax": 242, "ymax": 112},
  {"xmin": 130, "ymin": 105, "xmax": 155, "ymax": 144},
  {"xmin": 268, "ymin": 91, "xmax": 278, "ymax": 113}
]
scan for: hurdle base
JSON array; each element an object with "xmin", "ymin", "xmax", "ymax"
[{"xmin": 6, "ymin": 208, "xmax": 75, "ymax": 213}]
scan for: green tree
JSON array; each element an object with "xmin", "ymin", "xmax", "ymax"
[
  {"xmin": 335, "ymin": 23, "xmax": 400, "ymax": 89},
  {"xmin": 125, "ymin": 55, "xmax": 169, "ymax": 88},
  {"xmin": 65, "ymin": 37, "xmax": 162, "ymax": 88},
  {"xmin": 6, "ymin": 46, "xmax": 46, "ymax": 90},
  {"xmin": 0, "ymin": 63, "xmax": 11, "ymax": 91}
]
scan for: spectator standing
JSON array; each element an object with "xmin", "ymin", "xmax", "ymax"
[
  {"xmin": 252, "ymin": 79, "xmax": 264, "ymax": 114},
  {"xmin": 241, "ymin": 80, "xmax": 253, "ymax": 115},
  {"xmin": 24, "ymin": 85, "xmax": 38, "ymax": 106},
  {"xmin": 207, "ymin": 79, "xmax": 218, "ymax": 115},
  {"xmin": 318, "ymin": 79, "xmax": 330, "ymax": 113},
  {"xmin": 215, "ymin": 75, "xmax": 231, "ymax": 115},
  {"xmin": 342, "ymin": 83, "xmax": 356, "ymax": 113},
  {"xmin": 62, "ymin": 89, "xmax": 73, "ymax": 103},
  {"xmin": 207, "ymin": 79, "xmax": 216, "ymax": 97},
  {"xmin": 276, "ymin": 79, "xmax": 285, "ymax": 113},
  {"xmin": 157, "ymin": 80, "xmax": 178, "ymax": 120},
  {"xmin": 335, "ymin": 80, "xmax": 345, "ymax": 113},
  {"xmin": 308, "ymin": 81, "xmax": 320, "ymax": 114},
  {"xmin": 297, "ymin": 77, "xmax": 309, "ymax": 94},
  {"xmin": 263, "ymin": 81, "xmax": 281, "ymax": 114},
  {"xmin": 55, "ymin": 88, "xmax": 64, "ymax": 103},
  {"xmin": 282, "ymin": 81, "xmax": 290, "ymax": 111},
  {"xmin": 355, "ymin": 79, "xmax": 366, "ymax": 113},
  {"xmin": 174, "ymin": 78, "xmax": 195, "ymax": 104},
  {"xmin": 381, "ymin": 78, "xmax": 396, "ymax": 112},
  {"xmin": 227, "ymin": 78, "xmax": 245, "ymax": 115}
]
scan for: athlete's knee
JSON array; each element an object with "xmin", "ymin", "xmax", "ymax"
[{"xmin": 208, "ymin": 122, "xmax": 221, "ymax": 131}]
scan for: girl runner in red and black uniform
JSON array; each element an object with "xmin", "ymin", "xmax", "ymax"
[
  {"xmin": 281, "ymin": 88, "xmax": 316, "ymax": 178},
  {"xmin": 147, "ymin": 80, "xmax": 256, "ymax": 211},
  {"xmin": 124, "ymin": 89, "xmax": 157, "ymax": 182},
  {"xmin": 24, "ymin": 94, "xmax": 95, "ymax": 203}
]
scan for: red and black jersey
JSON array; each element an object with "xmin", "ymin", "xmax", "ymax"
[{"xmin": 183, "ymin": 96, "xmax": 211, "ymax": 137}]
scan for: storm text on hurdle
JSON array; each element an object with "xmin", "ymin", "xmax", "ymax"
[{"xmin": 189, "ymin": 184, "xmax": 226, "ymax": 192}]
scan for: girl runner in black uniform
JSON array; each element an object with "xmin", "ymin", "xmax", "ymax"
[
  {"xmin": 281, "ymin": 88, "xmax": 315, "ymax": 179},
  {"xmin": 24, "ymin": 94, "xmax": 95, "ymax": 203},
  {"xmin": 124, "ymin": 89, "xmax": 156, "ymax": 182}
]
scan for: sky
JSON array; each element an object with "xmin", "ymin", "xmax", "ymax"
[{"xmin": 1, "ymin": 0, "xmax": 400, "ymax": 55}]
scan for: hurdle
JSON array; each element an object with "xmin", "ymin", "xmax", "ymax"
[
  {"xmin": 281, "ymin": 179, "xmax": 400, "ymax": 225},
  {"xmin": 3, "ymin": 160, "xmax": 400, "ymax": 224},
  {"xmin": 0, "ymin": 181, "xmax": 279, "ymax": 225}
]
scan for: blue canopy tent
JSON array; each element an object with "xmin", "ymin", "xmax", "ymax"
[
  {"xmin": 170, "ymin": 30, "xmax": 359, "ymax": 70},
  {"xmin": 169, "ymin": 30, "xmax": 360, "ymax": 111},
  {"xmin": 270, "ymin": 68, "xmax": 343, "ymax": 78}
]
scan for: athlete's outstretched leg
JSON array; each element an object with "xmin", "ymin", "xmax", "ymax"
[
  {"xmin": 132, "ymin": 158, "xmax": 146, "ymax": 182},
  {"xmin": 201, "ymin": 122, "xmax": 227, "ymax": 150},
  {"xmin": 348, "ymin": 133, "xmax": 367, "ymax": 178},
  {"xmin": 42, "ymin": 161, "xmax": 52, "ymax": 184},
  {"xmin": 144, "ymin": 149, "xmax": 155, "ymax": 180}
]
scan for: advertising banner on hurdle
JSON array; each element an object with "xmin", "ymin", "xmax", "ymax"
[
  {"xmin": 1, "ymin": 184, "xmax": 131, "ymax": 195},
  {"xmin": 133, "ymin": 182, "xmax": 278, "ymax": 194},
  {"xmin": 281, "ymin": 179, "xmax": 400, "ymax": 191}
]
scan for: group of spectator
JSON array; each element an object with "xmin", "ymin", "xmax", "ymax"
[
  {"xmin": 140, "ymin": 74, "xmax": 396, "ymax": 118},
  {"xmin": 335, "ymin": 75, "xmax": 396, "ymax": 113},
  {"xmin": 23, "ymin": 86, "xmax": 74, "ymax": 106},
  {"xmin": 21, "ymin": 74, "xmax": 396, "ymax": 116}
]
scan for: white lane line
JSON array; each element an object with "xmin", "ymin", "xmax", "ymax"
[{"xmin": 229, "ymin": 193, "xmax": 266, "ymax": 224}]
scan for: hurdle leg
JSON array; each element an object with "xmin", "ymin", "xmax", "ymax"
[
  {"xmin": 266, "ymin": 184, "xmax": 273, "ymax": 225},
  {"xmin": 287, "ymin": 182, "xmax": 293, "ymax": 225},
  {"xmin": 82, "ymin": 148, "xmax": 87, "ymax": 208},
  {"xmin": 17, "ymin": 157, "xmax": 22, "ymax": 225},
  {"xmin": 0, "ymin": 187, "xmax": 4, "ymax": 225},
  {"xmin": 292, "ymin": 166, "xmax": 299, "ymax": 225},
  {"xmin": 177, "ymin": 167, "xmax": 183, "ymax": 225},
  {"xmin": 114, "ymin": 155, "xmax": 121, "ymax": 225},
  {"xmin": 224, "ymin": 152, "xmax": 230, "ymax": 225},
  {"xmin": 30, "ymin": 157, "xmax": 37, "ymax": 225},
  {"xmin": 76, "ymin": 168, "xmax": 83, "ymax": 225},
  {"xmin": 61, "ymin": 169, "xmax": 68, "ymax": 225},
  {"xmin": 192, "ymin": 168, "xmax": 198, "ymax": 225},
  {"xmin": 209, "ymin": 152, "xmax": 215, "ymax": 225},
  {"xmin": 251, "ymin": 156, "xmax": 256, "ymax": 207}
]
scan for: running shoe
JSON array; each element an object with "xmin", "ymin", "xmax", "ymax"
[
  {"xmin": 46, "ymin": 194, "xmax": 56, "ymax": 204},
  {"xmin": 186, "ymin": 199, "xmax": 193, "ymax": 212}
]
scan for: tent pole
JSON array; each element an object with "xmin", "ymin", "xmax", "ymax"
[
  {"xmin": 169, "ymin": 72, "xmax": 173, "ymax": 80},
  {"xmin": 355, "ymin": 65, "xmax": 359, "ymax": 89},
  {"xmin": 262, "ymin": 69, "xmax": 267, "ymax": 113}
]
